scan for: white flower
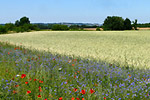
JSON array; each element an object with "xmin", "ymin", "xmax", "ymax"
[
  {"xmin": 16, "ymin": 75, "xmax": 20, "ymax": 77},
  {"xmin": 58, "ymin": 68, "xmax": 62, "ymax": 71}
]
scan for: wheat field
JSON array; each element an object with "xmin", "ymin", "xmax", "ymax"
[{"xmin": 0, "ymin": 31, "xmax": 150, "ymax": 68}]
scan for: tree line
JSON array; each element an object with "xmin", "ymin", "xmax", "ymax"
[
  {"xmin": 0, "ymin": 17, "xmax": 40, "ymax": 34},
  {"xmin": 0, "ymin": 16, "xmax": 144, "ymax": 34}
]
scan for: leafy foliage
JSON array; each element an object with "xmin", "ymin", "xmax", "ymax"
[
  {"xmin": 69, "ymin": 25, "xmax": 80, "ymax": 30},
  {"xmin": 103, "ymin": 16, "xmax": 125, "ymax": 30},
  {"xmin": 96, "ymin": 27, "xmax": 100, "ymax": 31},
  {"xmin": 132, "ymin": 19, "xmax": 138, "ymax": 30},
  {"xmin": 0, "ymin": 25, "xmax": 8, "ymax": 34},
  {"xmin": 15, "ymin": 16, "xmax": 30, "ymax": 26},
  {"xmin": 52, "ymin": 24, "xmax": 69, "ymax": 31},
  {"xmin": 124, "ymin": 18, "xmax": 132, "ymax": 30}
]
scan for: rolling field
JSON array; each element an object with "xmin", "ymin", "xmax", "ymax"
[
  {"xmin": 0, "ymin": 31, "xmax": 150, "ymax": 99},
  {"xmin": 0, "ymin": 31, "xmax": 150, "ymax": 68}
]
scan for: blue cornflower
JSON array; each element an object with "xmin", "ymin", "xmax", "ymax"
[{"xmin": 61, "ymin": 82, "xmax": 63, "ymax": 86}]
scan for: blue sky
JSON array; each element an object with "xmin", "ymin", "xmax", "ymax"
[{"xmin": 0, "ymin": 0, "xmax": 150, "ymax": 24}]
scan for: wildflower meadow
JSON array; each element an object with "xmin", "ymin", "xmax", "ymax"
[{"xmin": 0, "ymin": 31, "xmax": 150, "ymax": 100}]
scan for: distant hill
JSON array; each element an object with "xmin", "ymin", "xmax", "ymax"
[{"xmin": 32, "ymin": 22, "xmax": 101, "ymax": 27}]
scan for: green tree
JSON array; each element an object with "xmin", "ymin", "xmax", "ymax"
[
  {"xmin": 15, "ymin": 17, "xmax": 30, "ymax": 26},
  {"xmin": 132, "ymin": 19, "xmax": 138, "ymax": 30},
  {"xmin": 124, "ymin": 18, "xmax": 132, "ymax": 30},
  {"xmin": 103, "ymin": 16, "xmax": 124, "ymax": 30},
  {"xmin": 19, "ymin": 17, "xmax": 30, "ymax": 26}
]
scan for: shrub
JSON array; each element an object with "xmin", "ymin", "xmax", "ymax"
[
  {"xmin": 0, "ymin": 25, "xmax": 8, "ymax": 34},
  {"xmin": 5, "ymin": 23, "xmax": 15, "ymax": 31},
  {"xmin": 96, "ymin": 27, "xmax": 100, "ymax": 31}
]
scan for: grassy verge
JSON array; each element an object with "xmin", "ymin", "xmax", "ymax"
[{"xmin": 0, "ymin": 41, "xmax": 150, "ymax": 100}]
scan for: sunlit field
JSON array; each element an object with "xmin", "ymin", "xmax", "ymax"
[
  {"xmin": 0, "ymin": 31, "xmax": 150, "ymax": 68},
  {"xmin": 0, "ymin": 31, "xmax": 150, "ymax": 99}
]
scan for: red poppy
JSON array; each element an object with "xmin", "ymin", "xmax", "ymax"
[
  {"xmin": 71, "ymin": 97, "xmax": 75, "ymax": 100},
  {"xmin": 90, "ymin": 89, "xmax": 95, "ymax": 94},
  {"xmin": 21, "ymin": 74, "xmax": 26, "ymax": 78},
  {"xmin": 39, "ymin": 80, "xmax": 43, "ymax": 83},
  {"xmin": 15, "ymin": 85, "xmax": 19, "ymax": 87},
  {"xmin": 34, "ymin": 79, "xmax": 37, "ymax": 81},
  {"xmin": 74, "ymin": 76, "xmax": 76, "ymax": 78},
  {"xmin": 76, "ymin": 98, "xmax": 80, "ymax": 100},
  {"xmin": 94, "ymin": 83, "xmax": 98, "ymax": 86},
  {"xmin": 80, "ymin": 90, "xmax": 86, "ymax": 94},
  {"xmin": 32, "ymin": 57, "xmax": 34, "ymax": 60},
  {"xmin": 104, "ymin": 97, "xmax": 106, "ymax": 99},
  {"xmin": 73, "ymin": 88, "xmax": 77, "ymax": 92},
  {"xmin": 39, "ymin": 87, "xmax": 42, "ymax": 92},
  {"xmin": 8, "ymin": 52, "xmax": 10, "ymax": 55},
  {"xmin": 13, "ymin": 90, "xmax": 17, "ymax": 94},
  {"xmin": 29, "ymin": 78, "xmax": 32, "ymax": 81},
  {"xmin": 74, "ymin": 59, "xmax": 77, "ymax": 62},
  {"xmin": 75, "ymin": 72, "xmax": 77, "ymax": 74},
  {"xmin": 129, "ymin": 74, "xmax": 131, "ymax": 77},
  {"xmin": 82, "ymin": 98, "xmax": 84, "ymax": 100},
  {"xmin": 45, "ymin": 99, "xmax": 47, "ymax": 100},
  {"xmin": 25, "ymin": 82, "xmax": 28, "ymax": 84},
  {"xmin": 38, "ymin": 95, "xmax": 41, "ymax": 98},
  {"xmin": 58, "ymin": 97, "xmax": 63, "ymax": 100},
  {"xmin": 27, "ymin": 90, "xmax": 31, "ymax": 94},
  {"xmin": 72, "ymin": 64, "xmax": 75, "ymax": 66}
]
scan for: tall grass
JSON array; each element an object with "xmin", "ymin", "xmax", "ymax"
[{"xmin": 0, "ymin": 41, "xmax": 150, "ymax": 100}]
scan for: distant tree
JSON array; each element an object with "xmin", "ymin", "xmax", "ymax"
[
  {"xmin": 96, "ymin": 27, "xmax": 100, "ymax": 31},
  {"xmin": 132, "ymin": 19, "xmax": 138, "ymax": 30},
  {"xmin": 60, "ymin": 25, "xmax": 69, "ymax": 30},
  {"xmin": 103, "ymin": 16, "xmax": 124, "ymax": 30},
  {"xmin": 0, "ymin": 25, "xmax": 8, "ymax": 34},
  {"xmin": 124, "ymin": 18, "xmax": 132, "ymax": 30},
  {"xmin": 69, "ymin": 25, "xmax": 80, "ymax": 30},
  {"xmin": 15, "ymin": 17, "xmax": 30, "ymax": 26},
  {"xmin": 52, "ymin": 24, "xmax": 69, "ymax": 30},
  {"xmin": 52, "ymin": 24, "xmax": 61, "ymax": 30},
  {"xmin": 19, "ymin": 17, "xmax": 30, "ymax": 26}
]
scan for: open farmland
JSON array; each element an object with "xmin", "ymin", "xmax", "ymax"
[
  {"xmin": 0, "ymin": 31, "xmax": 150, "ymax": 69},
  {"xmin": 0, "ymin": 31, "xmax": 150, "ymax": 99}
]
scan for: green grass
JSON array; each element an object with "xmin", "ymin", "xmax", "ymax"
[{"xmin": 0, "ymin": 31, "xmax": 150, "ymax": 68}]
